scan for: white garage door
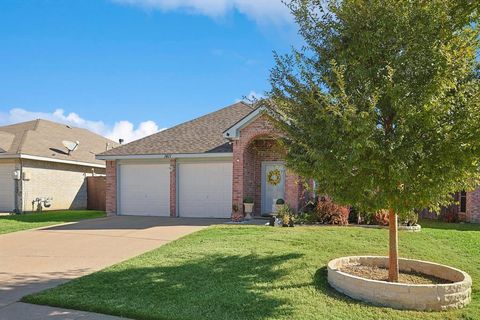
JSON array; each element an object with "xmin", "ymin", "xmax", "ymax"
[
  {"xmin": 178, "ymin": 162, "xmax": 232, "ymax": 218},
  {"xmin": 0, "ymin": 163, "xmax": 15, "ymax": 212},
  {"xmin": 119, "ymin": 163, "xmax": 170, "ymax": 216}
]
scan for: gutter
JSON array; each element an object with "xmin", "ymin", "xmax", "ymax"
[
  {"xmin": 96, "ymin": 152, "xmax": 233, "ymax": 160},
  {"xmin": 0, "ymin": 153, "xmax": 106, "ymax": 168}
]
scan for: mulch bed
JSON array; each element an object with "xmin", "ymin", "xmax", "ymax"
[{"xmin": 339, "ymin": 264, "xmax": 452, "ymax": 284}]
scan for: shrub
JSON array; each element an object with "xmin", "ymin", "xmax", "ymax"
[
  {"xmin": 372, "ymin": 210, "xmax": 389, "ymax": 226},
  {"xmin": 315, "ymin": 197, "xmax": 349, "ymax": 225},
  {"xmin": 276, "ymin": 204, "xmax": 294, "ymax": 227},
  {"xmin": 348, "ymin": 206, "xmax": 362, "ymax": 224},
  {"xmin": 439, "ymin": 209, "xmax": 459, "ymax": 223},
  {"xmin": 232, "ymin": 203, "xmax": 239, "ymax": 213},
  {"xmin": 400, "ymin": 210, "xmax": 418, "ymax": 226},
  {"xmin": 231, "ymin": 212, "xmax": 244, "ymax": 222},
  {"xmin": 296, "ymin": 212, "xmax": 317, "ymax": 224},
  {"xmin": 276, "ymin": 198, "xmax": 285, "ymax": 205},
  {"xmin": 243, "ymin": 196, "xmax": 254, "ymax": 204}
]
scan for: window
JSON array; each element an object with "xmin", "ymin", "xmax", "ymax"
[{"xmin": 460, "ymin": 191, "xmax": 467, "ymax": 213}]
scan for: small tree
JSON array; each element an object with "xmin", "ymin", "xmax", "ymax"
[{"xmin": 269, "ymin": 0, "xmax": 480, "ymax": 281}]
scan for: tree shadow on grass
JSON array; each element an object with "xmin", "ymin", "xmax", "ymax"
[{"xmin": 26, "ymin": 253, "xmax": 303, "ymax": 320}]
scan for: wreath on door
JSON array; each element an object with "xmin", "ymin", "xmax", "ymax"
[{"xmin": 267, "ymin": 168, "xmax": 282, "ymax": 186}]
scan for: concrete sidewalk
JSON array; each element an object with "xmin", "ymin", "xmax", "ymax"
[{"xmin": 0, "ymin": 216, "xmax": 222, "ymax": 319}]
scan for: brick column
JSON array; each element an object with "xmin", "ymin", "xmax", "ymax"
[
  {"xmin": 105, "ymin": 160, "xmax": 117, "ymax": 215},
  {"xmin": 232, "ymin": 140, "xmax": 244, "ymax": 215},
  {"xmin": 285, "ymin": 170, "xmax": 302, "ymax": 213},
  {"xmin": 466, "ymin": 188, "xmax": 480, "ymax": 223},
  {"xmin": 170, "ymin": 159, "xmax": 177, "ymax": 217}
]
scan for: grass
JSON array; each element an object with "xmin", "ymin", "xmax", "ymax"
[
  {"xmin": 24, "ymin": 220, "xmax": 480, "ymax": 320},
  {"xmin": 0, "ymin": 210, "xmax": 106, "ymax": 234}
]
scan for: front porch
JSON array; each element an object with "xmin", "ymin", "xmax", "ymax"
[{"xmin": 229, "ymin": 113, "xmax": 303, "ymax": 217}]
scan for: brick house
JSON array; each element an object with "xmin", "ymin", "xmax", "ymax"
[
  {"xmin": 0, "ymin": 119, "xmax": 118, "ymax": 212},
  {"xmin": 97, "ymin": 102, "xmax": 480, "ymax": 222},
  {"xmin": 97, "ymin": 102, "xmax": 305, "ymax": 218}
]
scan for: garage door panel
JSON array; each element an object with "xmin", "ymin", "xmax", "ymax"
[
  {"xmin": 119, "ymin": 163, "xmax": 169, "ymax": 216},
  {"xmin": 178, "ymin": 162, "xmax": 232, "ymax": 218},
  {"xmin": 0, "ymin": 164, "xmax": 15, "ymax": 212}
]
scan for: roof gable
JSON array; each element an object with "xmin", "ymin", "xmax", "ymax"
[{"xmin": 223, "ymin": 106, "xmax": 269, "ymax": 140}]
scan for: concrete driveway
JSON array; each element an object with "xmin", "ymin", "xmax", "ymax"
[{"xmin": 0, "ymin": 216, "xmax": 223, "ymax": 318}]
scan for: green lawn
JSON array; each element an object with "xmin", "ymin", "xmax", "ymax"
[
  {"xmin": 24, "ymin": 220, "xmax": 480, "ymax": 320},
  {"xmin": 0, "ymin": 210, "xmax": 106, "ymax": 235}
]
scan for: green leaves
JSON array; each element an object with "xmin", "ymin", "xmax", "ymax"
[{"xmin": 269, "ymin": 0, "xmax": 480, "ymax": 214}]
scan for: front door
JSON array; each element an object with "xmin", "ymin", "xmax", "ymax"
[{"xmin": 261, "ymin": 162, "xmax": 286, "ymax": 215}]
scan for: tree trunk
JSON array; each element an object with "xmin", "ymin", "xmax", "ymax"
[{"xmin": 388, "ymin": 208, "xmax": 399, "ymax": 282}]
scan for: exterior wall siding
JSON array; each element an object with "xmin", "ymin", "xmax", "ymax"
[
  {"xmin": 21, "ymin": 159, "xmax": 104, "ymax": 212},
  {"xmin": 0, "ymin": 159, "xmax": 19, "ymax": 212}
]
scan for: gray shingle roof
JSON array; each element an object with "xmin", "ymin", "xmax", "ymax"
[
  {"xmin": 99, "ymin": 102, "xmax": 255, "ymax": 156},
  {"xmin": 0, "ymin": 119, "xmax": 119, "ymax": 166}
]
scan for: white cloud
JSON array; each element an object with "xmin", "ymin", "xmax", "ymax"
[
  {"xmin": 0, "ymin": 108, "xmax": 162, "ymax": 143},
  {"xmin": 111, "ymin": 0, "xmax": 293, "ymax": 24},
  {"xmin": 107, "ymin": 120, "xmax": 161, "ymax": 143}
]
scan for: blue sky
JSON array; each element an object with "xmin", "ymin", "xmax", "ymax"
[{"xmin": 0, "ymin": 0, "xmax": 299, "ymax": 142}]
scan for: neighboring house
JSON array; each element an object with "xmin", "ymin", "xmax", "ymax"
[
  {"xmin": 97, "ymin": 102, "xmax": 480, "ymax": 223},
  {"xmin": 0, "ymin": 119, "xmax": 118, "ymax": 212}
]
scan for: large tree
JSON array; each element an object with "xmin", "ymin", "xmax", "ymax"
[{"xmin": 269, "ymin": 0, "xmax": 480, "ymax": 281}]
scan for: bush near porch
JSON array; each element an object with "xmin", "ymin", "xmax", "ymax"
[{"xmin": 25, "ymin": 220, "xmax": 480, "ymax": 320}]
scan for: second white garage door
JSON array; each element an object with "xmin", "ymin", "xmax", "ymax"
[
  {"xmin": 119, "ymin": 163, "xmax": 170, "ymax": 216},
  {"xmin": 178, "ymin": 162, "xmax": 232, "ymax": 218}
]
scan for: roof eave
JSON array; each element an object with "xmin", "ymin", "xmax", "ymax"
[
  {"xmin": 0, "ymin": 153, "xmax": 105, "ymax": 168},
  {"xmin": 96, "ymin": 152, "xmax": 233, "ymax": 160}
]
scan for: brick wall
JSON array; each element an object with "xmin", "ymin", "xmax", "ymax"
[
  {"xmin": 466, "ymin": 187, "xmax": 480, "ymax": 223},
  {"xmin": 232, "ymin": 114, "xmax": 303, "ymax": 216},
  {"xmin": 105, "ymin": 160, "xmax": 117, "ymax": 215},
  {"xmin": 21, "ymin": 159, "xmax": 105, "ymax": 212}
]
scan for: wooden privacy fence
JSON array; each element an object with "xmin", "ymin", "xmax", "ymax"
[{"xmin": 87, "ymin": 176, "xmax": 106, "ymax": 211}]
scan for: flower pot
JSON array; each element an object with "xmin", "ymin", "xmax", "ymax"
[{"xmin": 243, "ymin": 203, "xmax": 254, "ymax": 220}]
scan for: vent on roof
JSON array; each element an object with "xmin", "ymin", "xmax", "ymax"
[{"xmin": 62, "ymin": 140, "xmax": 79, "ymax": 155}]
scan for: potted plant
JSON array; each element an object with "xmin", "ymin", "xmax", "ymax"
[
  {"xmin": 243, "ymin": 196, "xmax": 254, "ymax": 220},
  {"xmin": 275, "ymin": 198, "xmax": 285, "ymax": 213}
]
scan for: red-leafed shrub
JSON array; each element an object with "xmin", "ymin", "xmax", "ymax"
[
  {"xmin": 315, "ymin": 197, "xmax": 349, "ymax": 225},
  {"xmin": 231, "ymin": 212, "xmax": 244, "ymax": 222},
  {"xmin": 372, "ymin": 210, "xmax": 389, "ymax": 226},
  {"xmin": 440, "ymin": 210, "xmax": 458, "ymax": 223}
]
